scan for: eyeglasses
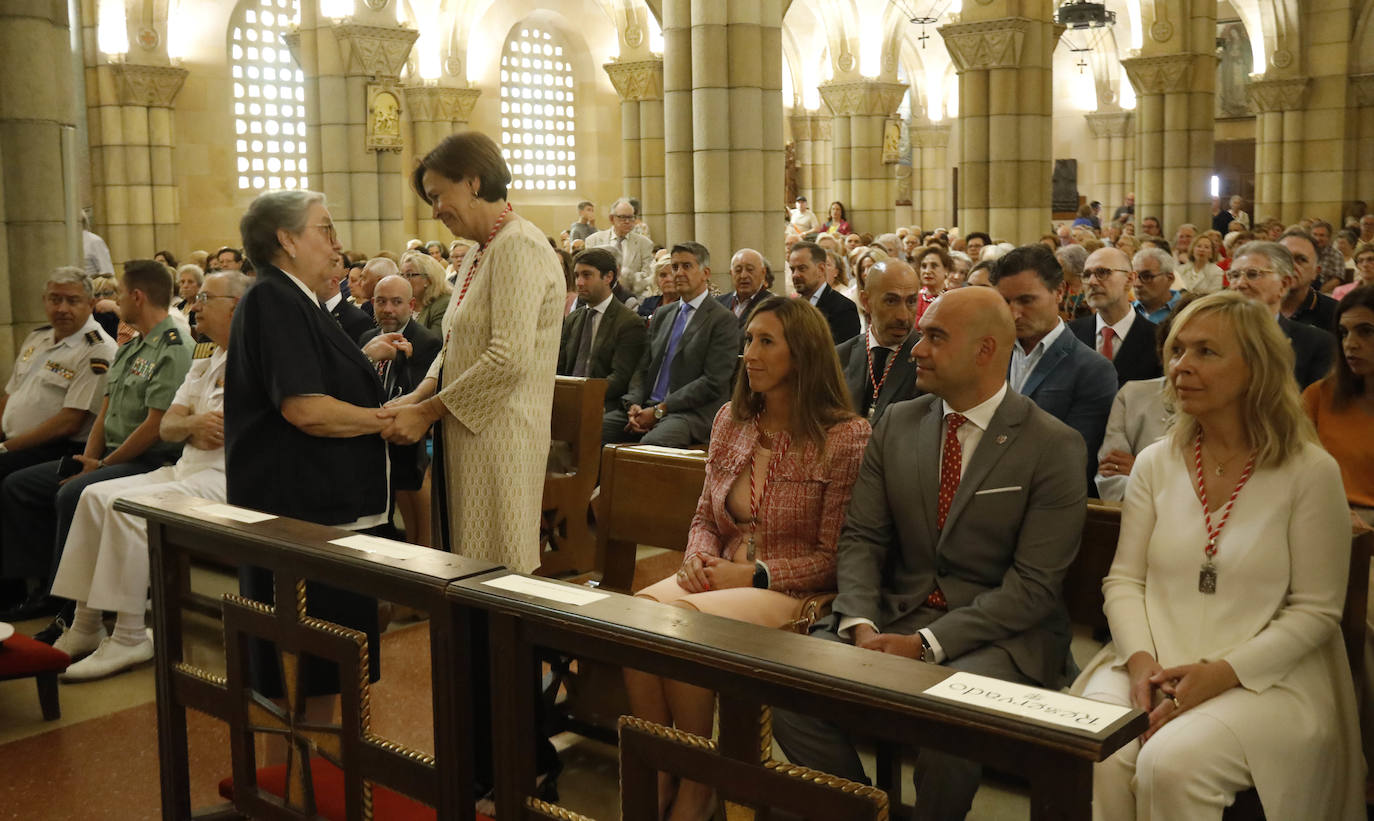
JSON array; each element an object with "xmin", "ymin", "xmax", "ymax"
[
  {"xmin": 610, "ymin": 214, "xmax": 636, "ymax": 222},
  {"xmin": 1083, "ymin": 267, "xmax": 1131, "ymax": 281},
  {"xmin": 403, "ymin": 271, "xmax": 429, "ymax": 280},
  {"xmin": 1230, "ymin": 267, "xmax": 1277, "ymax": 282},
  {"xmin": 1134, "ymin": 271, "xmax": 1168, "ymax": 284},
  {"xmin": 312, "ymin": 222, "xmax": 339, "ymax": 243},
  {"xmin": 194, "ymin": 292, "xmax": 239, "ymax": 304}
]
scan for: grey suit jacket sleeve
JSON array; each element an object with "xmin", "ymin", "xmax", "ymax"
[
  {"xmin": 1064, "ymin": 353, "xmax": 1119, "ymax": 484},
  {"xmin": 831, "ymin": 409, "xmax": 900, "ymax": 624},
  {"xmin": 926, "ymin": 423, "xmax": 1086, "ymax": 661},
  {"xmin": 663, "ymin": 306, "xmax": 739, "ymax": 413}
]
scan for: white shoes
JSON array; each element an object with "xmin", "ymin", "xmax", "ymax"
[
  {"xmin": 60, "ymin": 631, "xmax": 154, "ymax": 682},
  {"xmin": 52, "ymin": 623, "xmax": 108, "ymax": 660}
]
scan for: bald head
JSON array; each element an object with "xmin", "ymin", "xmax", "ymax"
[
  {"xmin": 862, "ymin": 260, "xmax": 922, "ymax": 347},
  {"xmin": 372, "ymin": 273, "xmax": 414, "ymax": 333},
  {"xmin": 912, "ymin": 286, "xmax": 1015, "ymax": 410}
]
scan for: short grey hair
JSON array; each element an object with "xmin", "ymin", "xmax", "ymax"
[
  {"xmin": 363, "ymin": 257, "xmax": 399, "ymax": 278},
  {"xmin": 175, "ymin": 263, "xmax": 204, "ymax": 285},
  {"xmin": 1235, "ymin": 240, "xmax": 1294, "ymax": 281},
  {"xmin": 239, "ymin": 189, "xmax": 326, "ymax": 269},
  {"xmin": 47, "ymin": 266, "xmax": 92, "ymax": 298},
  {"xmin": 874, "ymin": 233, "xmax": 901, "ymax": 256},
  {"xmin": 1132, "ymin": 247, "xmax": 1176, "ymax": 275},
  {"xmin": 610, "ymin": 197, "xmax": 635, "ymax": 215},
  {"xmin": 206, "ymin": 270, "xmax": 251, "ymax": 298},
  {"xmin": 1056, "ymin": 244, "xmax": 1088, "ymax": 276}
]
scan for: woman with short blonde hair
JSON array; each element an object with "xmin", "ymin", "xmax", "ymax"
[{"xmin": 400, "ymin": 249, "xmax": 452, "ymax": 334}]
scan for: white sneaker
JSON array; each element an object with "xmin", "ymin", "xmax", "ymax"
[
  {"xmin": 52, "ymin": 623, "xmax": 108, "ymax": 660},
  {"xmin": 60, "ymin": 632, "xmax": 154, "ymax": 682}
]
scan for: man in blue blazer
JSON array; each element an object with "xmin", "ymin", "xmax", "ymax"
[{"xmin": 992, "ymin": 245, "xmax": 1118, "ymax": 490}]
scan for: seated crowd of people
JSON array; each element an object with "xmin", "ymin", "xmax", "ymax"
[{"xmin": 6, "ymin": 182, "xmax": 1372, "ymax": 821}]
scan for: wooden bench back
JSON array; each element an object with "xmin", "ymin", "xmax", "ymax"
[
  {"xmin": 549, "ymin": 376, "xmax": 607, "ymax": 465},
  {"xmin": 538, "ymin": 377, "xmax": 608, "ymax": 577},
  {"xmin": 594, "ymin": 444, "xmax": 708, "ymax": 592}
]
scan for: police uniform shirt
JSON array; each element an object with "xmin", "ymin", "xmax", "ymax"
[
  {"xmin": 104, "ymin": 314, "xmax": 193, "ymax": 459},
  {"xmin": 170, "ymin": 345, "xmax": 227, "ymax": 474},
  {"xmin": 2, "ymin": 316, "xmax": 116, "ymax": 442}
]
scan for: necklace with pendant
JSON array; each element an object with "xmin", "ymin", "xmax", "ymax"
[{"xmin": 1192, "ymin": 432, "xmax": 1256, "ymax": 594}]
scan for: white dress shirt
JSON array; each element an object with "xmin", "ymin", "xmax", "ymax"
[
  {"xmin": 807, "ymin": 281, "xmax": 829, "ymax": 307},
  {"xmin": 585, "ymin": 293, "xmax": 614, "ymax": 346},
  {"xmin": 1094, "ymin": 308, "xmax": 1137, "ymax": 361},
  {"xmin": 1009, "ymin": 319, "xmax": 1067, "ymax": 393}
]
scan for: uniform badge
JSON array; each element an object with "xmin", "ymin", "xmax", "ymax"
[
  {"xmin": 44, "ymin": 360, "xmax": 75, "ymax": 381},
  {"xmin": 995, "ymin": 434, "xmax": 1008, "ymax": 445},
  {"xmin": 130, "ymin": 356, "xmax": 155, "ymax": 378},
  {"xmin": 19, "ymin": 346, "xmax": 34, "ymax": 363},
  {"xmin": 193, "ymin": 341, "xmax": 215, "ymax": 359},
  {"xmin": 164, "ymin": 328, "xmax": 183, "ymax": 346},
  {"xmin": 90, "ymin": 357, "xmax": 110, "ymax": 374},
  {"xmin": 84, "ymin": 330, "xmax": 102, "ymax": 345}
]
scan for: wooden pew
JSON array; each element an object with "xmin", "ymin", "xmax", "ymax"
[
  {"xmin": 537, "ymin": 376, "xmax": 607, "ymax": 578},
  {"xmin": 115, "ymin": 492, "xmax": 499, "ymax": 821},
  {"xmin": 593, "ymin": 443, "xmax": 707, "ymax": 593}
]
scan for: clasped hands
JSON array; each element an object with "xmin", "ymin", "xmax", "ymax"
[
  {"xmin": 675, "ymin": 554, "xmax": 754, "ymax": 592},
  {"xmin": 850, "ymin": 623, "xmax": 926, "ymax": 660},
  {"xmin": 377, "ymin": 382, "xmax": 440, "ymax": 445},
  {"xmin": 362, "ymin": 332, "xmax": 412, "ymax": 363},
  {"xmin": 625, "ymin": 403, "xmax": 660, "ymax": 434},
  {"xmin": 1125, "ymin": 650, "xmax": 1239, "ymax": 742}
]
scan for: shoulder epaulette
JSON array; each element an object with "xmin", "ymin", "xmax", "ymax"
[
  {"xmin": 192, "ymin": 341, "xmax": 216, "ymax": 359},
  {"xmin": 163, "ymin": 327, "xmax": 183, "ymax": 346},
  {"xmin": 90, "ymin": 357, "xmax": 109, "ymax": 374},
  {"xmin": 84, "ymin": 330, "xmax": 102, "ymax": 345}
]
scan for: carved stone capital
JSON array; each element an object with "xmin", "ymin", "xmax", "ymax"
[
  {"xmin": 937, "ymin": 17, "xmax": 1030, "ymax": 73},
  {"xmin": 818, "ymin": 80, "xmax": 907, "ymax": 118},
  {"xmin": 1085, "ymin": 110, "xmax": 1133, "ymax": 138},
  {"xmin": 1246, "ymin": 76, "xmax": 1309, "ymax": 113},
  {"xmin": 110, "ymin": 63, "xmax": 189, "ymax": 107},
  {"xmin": 403, "ymin": 86, "xmax": 481, "ymax": 123},
  {"xmin": 1352, "ymin": 74, "xmax": 1374, "ymax": 108},
  {"xmin": 911, "ymin": 122, "xmax": 951, "ymax": 149},
  {"xmin": 603, "ymin": 58, "xmax": 664, "ymax": 102},
  {"xmin": 789, "ymin": 113, "xmax": 831, "ymax": 142},
  {"xmin": 1121, "ymin": 54, "xmax": 1195, "ymax": 96},
  {"xmin": 333, "ymin": 23, "xmax": 419, "ymax": 79}
]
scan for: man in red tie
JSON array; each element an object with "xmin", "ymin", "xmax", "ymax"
[
  {"xmin": 1068, "ymin": 246, "xmax": 1162, "ymax": 388},
  {"xmin": 772, "ymin": 286, "xmax": 1087, "ymax": 821}
]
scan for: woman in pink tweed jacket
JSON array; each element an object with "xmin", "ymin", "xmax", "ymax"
[{"xmin": 628, "ymin": 296, "xmax": 871, "ymax": 821}]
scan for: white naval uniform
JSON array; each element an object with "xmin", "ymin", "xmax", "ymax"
[
  {"xmin": 50, "ymin": 348, "xmax": 228, "ymax": 614},
  {"xmin": 3, "ymin": 317, "xmax": 116, "ymax": 442}
]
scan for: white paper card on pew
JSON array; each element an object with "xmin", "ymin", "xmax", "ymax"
[
  {"xmin": 330, "ymin": 534, "xmax": 429, "ymax": 560},
  {"xmin": 923, "ymin": 672, "xmax": 1132, "ymax": 734},
  {"xmin": 627, "ymin": 445, "xmax": 708, "ymax": 457},
  {"xmin": 193, "ymin": 503, "xmax": 278, "ymax": 524},
  {"xmin": 482, "ymin": 574, "xmax": 609, "ymax": 606}
]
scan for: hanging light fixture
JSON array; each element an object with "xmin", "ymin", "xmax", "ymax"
[
  {"xmin": 889, "ymin": 0, "xmax": 956, "ymax": 49},
  {"xmin": 1055, "ymin": 1, "xmax": 1117, "ymax": 74}
]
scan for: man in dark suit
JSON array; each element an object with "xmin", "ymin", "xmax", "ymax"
[
  {"xmin": 789, "ymin": 240, "xmax": 860, "ymax": 344},
  {"xmin": 558, "ymin": 248, "xmax": 648, "ymax": 411},
  {"xmin": 1069, "ymin": 246, "xmax": 1161, "ymax": 387},
  {"xmin": 1229, "ymin": 240, "xmax": 1335, "ymax": 389},
  {"xmin": 718, "ymin": 248, "xmax": 774, "ymax": 330},
  {"xmin": 602, "ymin": 242, "xmax": 739, "ymax": 447},
  {"xmin": 1278, "ymin": 229, "xmax": 1339, "ymax": 333},
  {"xmin": 992, "ymin": 245, "xmax": 1118, "ymax": 490},
  {"xmin": 322, "ymin": 259, "xmax": 375, "ymax": 343},
  {"xmin": 773, "ymin": 287, "xmax": 1087, "ymax": 818},
  {"xmin": 836, "ymin": 259, "xmax": 922, "ymax": 422}
]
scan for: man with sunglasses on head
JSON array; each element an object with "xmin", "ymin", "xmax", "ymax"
[{"xmin": 1130, "ymin": 247, "xmax": 1182, "ymax": 323}]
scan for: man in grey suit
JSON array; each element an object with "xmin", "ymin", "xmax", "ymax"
[
  {"xmin": 601, "ymin": 242, "xmax": 738, "ymax": 447},
  {"xmin": 558, "ymin": 248, "xmax": 648, "ymax": 412},
  {"xmin": 773, "ymin": 287, "xmax": 1087, "ymax": 820},
  {"xmin": 836, "ymin": 259, "xmax": 923, "ymax": 422}
]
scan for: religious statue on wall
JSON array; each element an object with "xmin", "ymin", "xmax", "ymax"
[
  {"xmin": 1215, "ymin": 21, "xmax": 1254, "ymax": 119},
  {"xmin": 784, "ymin": 140, "xmax": 799, "ymax": 207},
  {"xmin": 366, "ymin": 85, "xmax": 403, "ymax": 152},
  {"xmin": 881, "ymin": 119, "xmax": 902, "ymax": 165}
]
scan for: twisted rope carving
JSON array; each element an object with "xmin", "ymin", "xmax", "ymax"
[
  {"xmin": 525, "ymin": 797, "xmax": 596, "ymax": 820},
  {"xmin": 618, "ymin": 715, "xmax": 718, "ymax": 751},
  {"xmin": 173, "ymin": 661, "xmax": 227, "ymax": 688}
]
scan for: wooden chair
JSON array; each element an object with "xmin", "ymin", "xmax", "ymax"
[{"xmin": 537, "ymin": 377, "xmax": 607, "ymax": 578}]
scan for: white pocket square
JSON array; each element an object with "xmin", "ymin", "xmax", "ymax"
[{"xmin": 974, "ymin": 486, "xmax": 1023, "ymax": 496}]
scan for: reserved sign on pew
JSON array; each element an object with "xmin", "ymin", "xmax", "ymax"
[{"xmin": 924, "ymin": 671, "xmax": 1131, "ymax": 734}]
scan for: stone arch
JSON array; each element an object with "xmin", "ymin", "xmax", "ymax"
[
  {"xmin": 448, "ymin": 0, "xmax": 615, "ymax": 85},
  {"xmin": 1351, "ymin": 0, "xmax": 1374, "ymax": 74}
]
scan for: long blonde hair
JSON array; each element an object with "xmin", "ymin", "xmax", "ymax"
[
  {"xmin": 1163, "ymin": 290, "xmax": 1316, "ymax": 469},
  {"xmin": 400, "ymin": 249, "xmax": 451, "ymax": 308}
]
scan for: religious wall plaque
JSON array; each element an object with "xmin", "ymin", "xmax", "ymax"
[{"xmin": 366, "ymin": 83, "xmax": 403, "ymax": 152}]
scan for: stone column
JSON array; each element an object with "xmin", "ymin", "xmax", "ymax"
[
  {"xmin": 661, "ymin": 0, "xmax": 783, "ymax": 288},
  {"xmin": 286, "ymin": 17, "xmax": 417, "ymax": 254},
  {"xmin": 403, "ymin": 85, "xmax": 480, "ymax": 239},
  {"xmin": 1352, "ymin": 75, "xmax": 1374, "ymax": 210},
  {"xmin": 1122, "ymin": 51, "xmax": 1216, "ymax": 234},
  {"xmin": 1247, "ymin": 77, "xmax": 1309, "ymax": 226},
  {"xmin": 940, "ymin": 13, "xmax": 1060, "ymax": 242},
  {"xmin": 911, "ymin": 121, "xmax": 952, "ymax": 230},
  {"xmin": 789, "ymin": 112, "xmax": 832, "ymax": 212},
  {"xmin": 604, "ymin": 58, "xmax": 666, "ymax": 243},
  {"xmin": 1085, "ymin": 110, "xmax": 1134, "ymax": 217},
  {"xmin": 818, "ymin": 80, "xmax": 906, "ymax": 236},
  {"xmin": 1, "ymin": 0, "xmax": 81, "ymax": 371}
]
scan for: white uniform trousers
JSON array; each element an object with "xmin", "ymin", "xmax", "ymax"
[
  {"xmin": 1080, "ymin": 665, "xmax": 1253, "ymax": 821},
  {"xmin": 50, "ymin": 464, "xmax": 226, "ymax": 614}
]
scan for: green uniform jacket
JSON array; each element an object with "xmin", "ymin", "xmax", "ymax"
[{"xmin": 104, "ymin": 315, "xmax": 193, "ymax": 460}]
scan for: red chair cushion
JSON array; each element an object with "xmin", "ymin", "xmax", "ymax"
[
  {"xmin": 217, "ymin": 758, "xmax": 493, "ymax": 821},
  {"xmin": 0, "ymin": 633, "xmax": 70, "ymax": 679}
]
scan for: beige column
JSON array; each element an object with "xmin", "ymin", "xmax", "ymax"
[
  {"xmin": 789, "ymin": 112, "xmax": 833, "ymax": 212},
  {"xmin": 819, "ymin": 81, "xmax": 906, "ymax": 236},
  {"xmin": 1, "ymin": 0, "xmax": 81, "ymax": 372},
  {"xmin": 1353, "ymin": 76, "xmax": 1374, "ymax": 209},
  {"xmin": 911, "ymin": 121, "xmax": 952, "ymax": 230},
  {"xmin": 1085, "ymin": 110, "xmax": 1134, "ymax": 216},
  {"xmin": 1247, "ymin": 78, "xmax": 1309, "ymax": 226},
  {"xmin": 107, "ymin": 65, "xmax": 189, "ymax": 257},
  {"xmin": 286, "ymin": 17, "xmax": 417, "ymax": 254},
  {"xmin": 940, "ymin": 10, "xmax": 1060, "ymax": 242},
  {"xmin": 403, "ymin": 85, "xmax": 480, "ymax": 239},
  {"xmin": 604, "ymin": 58, "xmax": 666, "ymax": 243},
  {"xmin": 662, "ymin": 0, "xmax": 783, "ymax": 289}
]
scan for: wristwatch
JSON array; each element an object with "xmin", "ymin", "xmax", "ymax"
[
  {"xmin": 919, "ymin": 634, "xmax": 936, "ymax": 664},
  {"xmin": 751, "ymin": 561, "xmax": 769, "ymax": 589},
  {"xmin": 653, "ymin": 404, "xmax": 666, "ymax": 420}
]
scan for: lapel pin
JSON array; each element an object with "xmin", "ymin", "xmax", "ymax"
[{"xmin": 995, "ymin": 434, "xmax": 1008, "ymax": 445}]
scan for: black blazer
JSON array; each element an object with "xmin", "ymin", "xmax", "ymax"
[
  {"xmin": 1288, "ymin": 287, "xmax": 1339, "ymax": 334},
  {"xmin": 331, "ymin": 298, "xmax": 375, "ymax": 344},
  {"xmin": 1068, "ymin": 313, "xmax": 1162, "ymax": 387},
  {"xmin": 812, "ymin": 284, "xmax": 861, "ymax": 345},
  {"xmin": 1279, "ymin": 315, "xmax": 1336, "ymax": 390},
  {"xmin": 623, "ymin": 295, "xmax": 740, "ymax": 443},
  {"xmin": 358, "ymin": 319, "xmax": 441, "ymax": 400},
  {"xmin": 717, "ymin": 288, "xmax": 775, "ymax": 329},
  {"xmin": 637, "ymin": 294, "xmax": 670, "ymax": 320},
  {"xmin": 836, "ymin": 332, "xmax": 921, "ymax": 422},
  {"xmin": 226, "ymin": 266, "xmax": 389, "ymax": 526},
  {"xmin": 558, "ymin": 297, "xmax": 648, "ymax": 411}
]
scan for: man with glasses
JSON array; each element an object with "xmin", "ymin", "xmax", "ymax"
[
  {"xmin": 586, "ymin": 197, "xmax": 654, "ymax": 296},
  {"xmin": 1228, "ymin": 241, "xmax": 1334, "ymax": 389},
  {"xmin": 1069, "ymin": 247, "xmax": 1161, "ymax": 387},
  {"xmin": 1131, "ymin": 247, "xmax": 1182, "ymax": 323},
  {"xmin": 1278, "ymin": 228, "xmax": 1338, "ymax": 333}
]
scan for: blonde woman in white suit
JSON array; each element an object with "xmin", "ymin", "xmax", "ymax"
[{"xmin": 1074, "ymin": 290, "xmax": 1364, "ymax": 820}]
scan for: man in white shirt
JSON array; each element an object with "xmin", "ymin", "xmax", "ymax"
[
  {"xmin": 82, "ymin": 212, "xmax": 114, "ymax": 279},
  {"xmin": 773, "ymin": 286, "xmax": 1087, "ymax": 819},
  {"xmin": 788, "ymin": 196, "xmax": 821, "ymax": 234},
  {"xmin": 1068, "ymin": 246, "xmax": 1162, "ymax": 386},
  {"xmin": 586, "ymin": 198, "xmax": 655, "ymax": 297}
]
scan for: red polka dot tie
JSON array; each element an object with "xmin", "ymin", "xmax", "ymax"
[{"xmin": 937, "ymin": 413, "xmax": 968, "ymax": 531}]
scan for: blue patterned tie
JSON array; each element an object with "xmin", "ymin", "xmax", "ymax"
[{"xmin": 648, "ymin": 303, "xmax": 692, "ymax": 404}]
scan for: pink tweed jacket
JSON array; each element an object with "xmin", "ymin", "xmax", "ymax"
[{"xmin": 683, "ymin": 404, "xmax": 871, "ymax": 595}]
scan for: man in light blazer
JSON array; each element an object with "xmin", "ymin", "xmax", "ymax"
[
  {"xmin": 773, "ymin": 288, "xmax": 1087, "ymax": 819},
  {"xmin": 836, "ymin": 259, "xmax": 923, "ymax": 422},
  {"xmin": 992, "ymin": 245, "xmax": 1118, "ymax": 491},
  {"xmin": 601, "ymin": 242, "xmax": 738, "ymax": 447},
  {"xmin": 558, "ymin": 248, "xmax": 648, "ymax": 412}
]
